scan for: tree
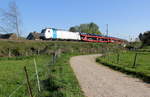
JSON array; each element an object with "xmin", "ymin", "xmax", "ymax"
[
  {"xmin": 69, "ymin": 26, "xmax": 80, "ymax": 32},
  {"xmin": 69, "ymin": 22, "xmax": 101, "ymax": 34},
  {"xmin": 0, "ymin": 1, "xmax": 21, "ymax": 39},
  {"xmin": 139, "ymin": 31, "xmax": 150, "ymax": 46},
  {"xmin": 139, "ymin": 33, "xmax": 143, "ymax": 41}
]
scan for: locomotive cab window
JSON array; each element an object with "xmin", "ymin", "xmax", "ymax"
[{"xmin": 41, "ymin": 29, "xmax": 46, "ymax": 33}]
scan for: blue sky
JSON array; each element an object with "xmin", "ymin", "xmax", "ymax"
[{"xmin": 1, "ymin": 0, "xmax": 150, "ymax": 40}]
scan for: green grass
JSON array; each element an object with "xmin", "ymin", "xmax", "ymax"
[
  {"xmin": 41, "ymin": 53, "xmax": 84, "ymax": 97},
  {"xmin": 138, "ymin": 46, "xmax": 150, "ymax": 52},
  {"xmin": 0, "ymin": 55, "xmax": 51, "ymax": 97},
  {"xmin": 143, "ymin": 46, "xmax": 150, "ymax": 49},
  {"xmin": 96, "ymin": 51, "xmax": 150, "ymax": 82},
  {"xmin": 0, "ymin": 52, "xmax": 85, "ymax": 97}
]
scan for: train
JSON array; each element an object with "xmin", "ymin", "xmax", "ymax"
[{"xmin": 40, "ymin": 28, "xmax": 127, "ymax": 44}]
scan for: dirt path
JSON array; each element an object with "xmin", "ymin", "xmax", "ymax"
[{"xmin": 70, "ymin": 54, "xmax": 150, "ymax": 97}]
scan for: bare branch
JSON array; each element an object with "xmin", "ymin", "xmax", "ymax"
[
  {"xmin": 0, "ymin": 26, "xmax": 8, "ymax": 33},
  {"xmin": 0, "ymin": 1, "xmax": 22, "ymax": 38}
]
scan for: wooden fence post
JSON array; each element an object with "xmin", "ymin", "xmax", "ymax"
[
  {"xmin": 54, "ymin": 51, "xmax": 57, "ymax": 63},
  {"xmin": 34, "ymin": 58, "xmax": 41, "ymax": 92},
  {"xmin": 24, "ymin": 66, "xmax": 33, "ymax": 97},
  {"xmin": 26, "ymin": 51, "xmax": 28, "ymax": 56},
  {"xmin": 117, "ymin": 53, "xmax": 120, "ymax": 64},
  {"xmin": 52, "ymin": 52, "xmax": 55, "ymax": 65},
  {"xmin": 8, "ymin": 48, "xmax": 11, "ymax": 57},
  {"xmin": 132, "ymin": 53, "xmax": 138, "ymax": 68},
  {"xmin": 37, "ymin": 49, "xmax": 40, "ymax": 55}
]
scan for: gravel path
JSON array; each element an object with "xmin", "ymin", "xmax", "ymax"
[{"xmin": 70, "ymin": 54, "xmax": 150, "ymax": 97}]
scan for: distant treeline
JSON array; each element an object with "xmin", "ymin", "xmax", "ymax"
[{"xmin": 69, "ymin": 22, "xmax": 101, "ymax": 34}]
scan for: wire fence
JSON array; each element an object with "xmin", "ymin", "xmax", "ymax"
[
  {"xmin": 8, "ymin": 71, "xmax": 39, "ymax": 97},
  {"xmin": 7, "ymin": 50, "xmax": 61, "ymax": 97},
  {"xmin": 103, "ymin": 51, "xmax": 149, "ymax": 67}
]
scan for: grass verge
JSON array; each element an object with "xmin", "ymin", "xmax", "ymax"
[
  {"xmin": 41, "ymin": 52, "xmax": 84, "ymax": 97},
  {"xmin": 0, "ymin": 55, "xmax": 51, "ymax": 97},
  {"xmin": 0, "ymin": 52, "xmax": 85, "ymax": 97},
  {"xmin": 96, "ymin": 51, "xmax": 150, "ymax": 83}
]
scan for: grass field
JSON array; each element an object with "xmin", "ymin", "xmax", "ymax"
[
  {"xmin": 96, "ymin": 51, "xmax": 150, "ymax": 82},
  {"xmin": 0, "ymin": 55, "xmax": 51, "ymax": 97},
  {"xmin": 0, "ymin": 52, "xmax": 85, "ymax": 97}
]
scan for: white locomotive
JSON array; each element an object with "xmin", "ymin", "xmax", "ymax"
[{"xmin": 40, "ymin": 28, "xmax": 81, "ymax": 40}]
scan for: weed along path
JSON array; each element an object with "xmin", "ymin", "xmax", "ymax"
[{"xmin": 70, "ymin": 54, "xmax": 150, "ymax": 97}]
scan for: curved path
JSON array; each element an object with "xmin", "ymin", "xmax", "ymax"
[{"xmin": 70, "ymin": 54, "xmax": 150, "ymax": 97}]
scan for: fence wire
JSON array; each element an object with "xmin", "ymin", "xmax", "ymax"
[
  {"xmin": 8, "ymin": 73, "xmax": 37, "ymax": 97},
  {"xmin": 8, "ymin": 50, "xmax": 60, "ymax": 97}
]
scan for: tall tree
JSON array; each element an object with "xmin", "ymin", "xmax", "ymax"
[
  {"xmin": 69, "ymin": 22, "xmax": 101, "ymax": 34},
  {"xmin": 0, "ymin": 1, "xmax": 21, "ymax": 38},
  {"xmin": 139, "ymin": 31, "xmax": 150, "ymax": 46}
]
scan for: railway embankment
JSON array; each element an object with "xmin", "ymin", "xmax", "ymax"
[{"xmin": 0, "ymin": 40, "xmax": 117, "ymax": 57}]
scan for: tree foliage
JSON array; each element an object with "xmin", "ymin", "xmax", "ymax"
[
  {"xmin": 139, "ymin": 31, "xmax": 150, "ymax": 46},
  {"xmin": 69, "ymin": 22, "xmax": 101, "ymax": 34}
]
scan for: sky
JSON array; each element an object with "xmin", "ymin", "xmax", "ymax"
[{"xmin": 1, "ymin": 0, "xmax": 150, "ymax": 40}]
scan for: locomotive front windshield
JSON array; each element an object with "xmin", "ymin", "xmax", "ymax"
[{"xmin": 41, "ymin": 29, "xmax": 46, "ymax": 33}]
